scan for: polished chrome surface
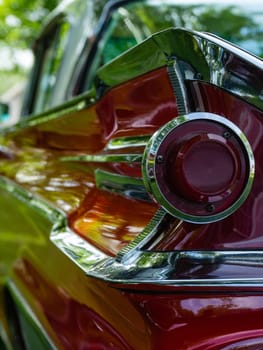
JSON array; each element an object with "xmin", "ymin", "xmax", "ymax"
[
  {"xmin": 2, "ymin": 175, "xmax": 263, "ymax": 288},
  {"xmin": 60, "ymin": 153, "xmax": 143, "ymax": 163},
  {"xmin": 106, "ymin": 135, "xmax": 150, "ymax": 150},
  {"xmin": 0, "ymin": 28, "xmax": 262, "ymax": 289},
  {"xmin": 164, "ymin": 29, "xmax": 263, "ymax": 110},
  {"xmin": 0, "ymin": 98, "xmax": 89, "ymax": 133},
  {"xmin": 98, "ymin": 28, "xmax": 263, "ymax": 110},
  {"xmin": 3, "ymin": 28, "xmax": 262, "ymax": 133},
  {"xmin": 142, "ymin": 112, "xmax": 255, "ymax": 223},
  {"xmin": 116, "ymin": 208, "xmax": 168, "ymax": 261},
  {"xmin": 167, "ymin": 60, "xmax": 189, "ymax": 115},
  {"xmin": 95, "ymin": 169, "xmax": 150, "ymax": 202}
]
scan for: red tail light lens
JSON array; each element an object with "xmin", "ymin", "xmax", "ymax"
[{"xmin": 142, "ymin": 112, "xmax": 255, "ymax": 223}]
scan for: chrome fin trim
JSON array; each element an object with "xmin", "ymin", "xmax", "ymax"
[
  {"xmin": 2, "ymin": 176, "xmax": 263, "ymax": 288},
  {"xmin": 95, "ymin": 169, "xmax": 150, "ymax": 202},
  {"xmin": 99, "ymin": 28, "xmax": 263, "ymax": 110},
  {"xmin": 105, "ymin": 135, "xmax": 150, "ymax": 150},
  {"xmin": 167, "ymin": 59, "xmax": 189, "ymax": 115},
  {"xmin": 1, "ymin": 28, "xmax": 263, "ymax": 289},
  {"xmin": 116, "ymin": 208, "xmax": 167, "ymax": 261},
  {"xmin": 60, "ymin": 153, "xmax": 143, "ymax": 163}
]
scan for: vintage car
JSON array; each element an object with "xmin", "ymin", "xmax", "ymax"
[{"xmin": 0, "ymin": 0, "xmax": 263, "ymax": 349}]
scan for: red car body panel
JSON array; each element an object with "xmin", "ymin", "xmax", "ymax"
[{"xmin": 1, "ymin": 1, "xmax": 263, "ymax": 349}]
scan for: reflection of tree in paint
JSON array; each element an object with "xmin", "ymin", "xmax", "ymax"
[{"xmin": 15, "ymin": 259, "xmax": 133, "ymax": 350}]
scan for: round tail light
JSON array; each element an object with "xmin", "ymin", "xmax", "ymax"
[{"xmin": 142, "ymin": 112, "xmax": 255, "ymax": 223}]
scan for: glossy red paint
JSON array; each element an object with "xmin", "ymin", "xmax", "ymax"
[
  {"xmin": 125, "ymin": 291, "xmax": 263, "ymax": 350},
  {"xmin": 70, "ymin": 189, "xmax": 156, "ymax": 256},
  {"xmin": 14, "ymin": 259, "xmax": 135, "ymax": 350},
  {"xmin": 151, "ymin": 81, "xmax": 263, "ymax": 251},
  {"xmin": 96, "ymin": 67, "xmax": 178, "ymax": 141},
  {"xmin": 14, "ymin": 259, "xmax": 263, "ymax": 350},
  {"xmin": 0, "ymin": 67, "xmax": 177, "ymax": 255},
  {"xmin": 17, "ymin": 67, "xmax": 177, "ymax": 153}
]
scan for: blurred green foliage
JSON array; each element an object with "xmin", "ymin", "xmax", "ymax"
[
  {"xmin": 127, "ymin": 3, "xmax": 263, "ymax": 57},
  {"xmin": 0, "ymin": 0, "xmax": 58, "ymax": 94},
  {"xmin": 0, "ymin": 71, "xmax": 23, "ymax": 95},
  {"xmin": 103, "ymin": 2, "xmax": 262, "ymax": 67},
  {"xmin": 0, "ymin": 0, "xmax": 58, "ymax": 50}
]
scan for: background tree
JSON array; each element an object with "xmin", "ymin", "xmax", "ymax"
[
  {"xmin": 0, "ymin": 0, "xmax": 262, "ymax": 96},
  {"xmin": 0, "ymin": 0, "xmax": 58, "ymax": 94},
  {"xmin": 129, "ymin": 3, "xmax": 263, "ymax": 57}
]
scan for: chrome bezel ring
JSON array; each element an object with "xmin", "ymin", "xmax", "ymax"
[{"xmin": 142, "ymin": 112, "xmax": 255, "ymax": 224}]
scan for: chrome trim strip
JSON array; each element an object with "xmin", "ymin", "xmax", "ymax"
[
  {"xmin": 2, "ymin": 176, "xmax": 263, "ymax": 288},
  {"xmin": 3, "ymin": 29, "xmax": 262, "ymax": 133},
  {"xmin": 199, "ymin": 32, "xmax": 263, "ymax": 71},
  {"xmin": 167, "ymin": 60, "xmax": 189, "ymax": 115},
  {"xmin": 51, "ymin": 226, "xmax": 107, "ymax": 269},
  {"xmin": 0, "ymin": 178, "xmax": 59, "ymax": 223},
  {"xmin": 191, "ymin": 31, "xmax": 263, "ymax": 110},
  {"xmin": 0, "ymin": 99, "xmax": 89, "ymax": 133},
  {"xmin": 116, "ymin": 208, "xmax": 167, "ymax": 261},
  {"xmin": 0, "ymin": 29, "xmax": 261, "ymax": 289},
  {"xmin": 52, "ymin": 228, "xmax": 263, "ymax": 287},
  {"xmin": 60, "ymin": 153, "xmax": 143, "ymax": 163},
  {"xmin": 105, "ymin": 135, "xmax": 150, "ymax": 150},
  {"xmin": 95, "ymin": 169, "xmax": 150, "ymax": 202},
  {"xmin": 99, "ymin": 28, "xmax": 263, "ymax": 110},
  {"xmin": 86, "ymin": 252, "xmax": 263, "ymax": 287}
]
